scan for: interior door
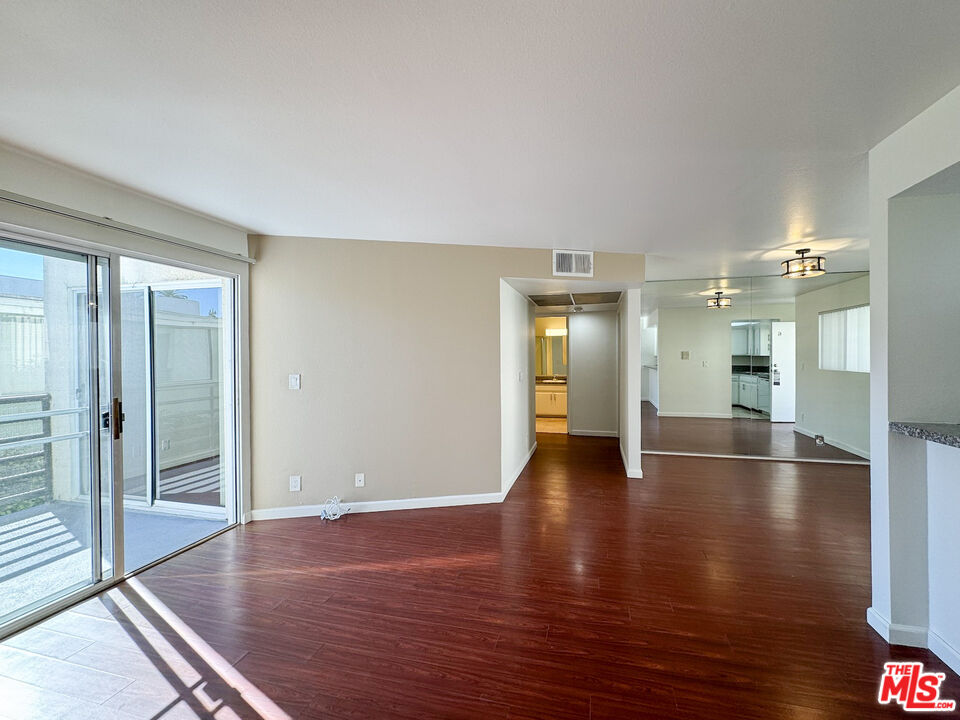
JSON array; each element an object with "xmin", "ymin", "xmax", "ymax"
[
  {"xmin": 770, "ymin": 321, "xmax": 796, "ymax": 422},
  {"xmin": 0, "ymin": 237, "xmax": 114, "ymax": 629}
]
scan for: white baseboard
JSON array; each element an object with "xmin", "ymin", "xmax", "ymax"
[
  {"xmin": 250, "ymin": 490, "xmax": 507, "ymax": 521},
  {"xmin": 928, "ymin": 630, "xmax": 960, "ymax": 677},
  {"xmin": 867, "ymin": 609, "xmax": 960, "ymax": 674},
  {"xmin": 251, "ymin": 445, "xmax": 540, "ymax": 523},
  {"xmin": 619, "ymin": 442, "xmax": 644, "ymax": 478},
  {"xmin": 502, "ymin": 442, "xmax": 537, "ymax": 497},
  {"xmin": 866, "ymin": 607, "xmax": 928, "ymax": 647},
  {"xmin": 794, "ymin": 425, "xmax": 870, "ymax": 460},
  {"xmin": 656, "ymin": 411, "xmax": 733, "ymax": 419},
  {"xmin": 569, "ymin": 429, "xmax": 619, "ymax": 437}
]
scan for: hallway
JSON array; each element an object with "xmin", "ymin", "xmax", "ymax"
[{"xmin": 0, "ymin": 434, "xmax": 954, "ymax": 718}]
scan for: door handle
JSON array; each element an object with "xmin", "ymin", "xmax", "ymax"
[{"xmin": 111, "ymin": 397, "xmax": 124, "ymax": 440}]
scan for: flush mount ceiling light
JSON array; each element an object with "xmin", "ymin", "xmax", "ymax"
[
  {"xmin": 544, "ymin": 328, "xmax": 567, "ymax": 337},
  {"xmin": 706, "ymin": 291, "xmax": 732, "ymax": 309},
  {"xmin": 781, "ymin": 248, "xmax": 826, "ymax": 279}
]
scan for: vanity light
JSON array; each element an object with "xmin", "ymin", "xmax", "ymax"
[
  {"xmin": 781, "ymin": 248, "xmax": 826, "ymax": 279},
  {"xmin": 706, "ymin": 291, "xmax": 732, "ymax": 310},
  {"xmin": 544, "ymin": 328, "xmax": 568, "ymax": 336}
]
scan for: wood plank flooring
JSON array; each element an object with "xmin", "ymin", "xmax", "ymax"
[
  {"xmin": 1, "ymin": 433, "xmax": 955, "ymax": 718},
  {"xmin": 641, "ymin": 401, "xmax": 867, "ymax": 461}
]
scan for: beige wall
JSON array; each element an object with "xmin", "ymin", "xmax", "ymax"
[
  {"xmin": 249, "ymin": 235, "xmax": 643, "ymax": 510},
  {"xmin": 658, "ymin": 302, "xmax": 795, "ymax": 417},
  {"xmin": 795, "ymin": 275, "xmax": 870, "ymax": 458}
]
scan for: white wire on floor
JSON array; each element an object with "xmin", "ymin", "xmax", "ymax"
[{"xmin": 319, "ymin": 496, "xmax": 349, "ymax": 520}]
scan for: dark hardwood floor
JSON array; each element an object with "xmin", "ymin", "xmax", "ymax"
[
  {"xmin": 1, "ymin": 433, "xmax": 955, "ymax": 718},
  {"xmin": 641, "ymin": 401, "xmax": 867, "ymax": 462}
]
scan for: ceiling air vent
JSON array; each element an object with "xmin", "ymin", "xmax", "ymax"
[{"xmin": 553, "ymin": 249, "xmax": 594, "ymax": 278}]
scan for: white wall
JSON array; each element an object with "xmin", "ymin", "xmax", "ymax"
[
  {"xmin": 618, "ymin": 289, "xmax": 642, "ymax": 477},
  {"xmin": 657, "ymin": 303, "xmax": 794, "ymax": 417},
  {"xmin": 927, "ymin": 442, "xmax": 960, "ymax": 674},
  {"xmin": 794, "ymin": 275, "xmax": 870, "ymax": 458},
  {"xmin": 500, "ymin": 280, "xmax": 536, "ymax": 495},
  {"xmin": 888, "ymin": 194, "xmax": 960, "ymax": 424},
  {"xmin": 569, "ymin": 311, "xmax": 618, "ymax": 436},
  {"xmin": 867, "ymin": 81, "xmax": 960, "ymax": 664},
  {"xmin": 0, "ymin": 144, "xmax": 248, "ymax": 256}
]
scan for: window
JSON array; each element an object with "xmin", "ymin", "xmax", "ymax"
[{"xmin": 819, "ymin": 305, "xmax": 869, "ymax": 372}]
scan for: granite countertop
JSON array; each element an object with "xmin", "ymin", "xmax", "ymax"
[{"xmin": 889, "ymin": 421, "xmax": 960, "ymax": 449}]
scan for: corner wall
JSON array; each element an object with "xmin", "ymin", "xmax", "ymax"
[
  {"xmin": 867, "ymin": 81, "xmax": 960, "ymax": 670},
  {"xmin": 500, "ymin": 280, "xmax": 536, "ymax": 495},
  {"xmin": 248, "ymin": 235, "xmax": 644, "ymax": 513}
]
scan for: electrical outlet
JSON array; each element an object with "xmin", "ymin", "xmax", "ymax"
[
  {"xmin": 288, "ymin": 373, "xmax": 301, "ymax": 390},
  {"xmin": 289, "ymin": 474, "xmax": 301, "ymax": 492},
  {"xmin": 681, "ymin": 351, "xmax": 690, "ymax": 360},
  {"xmin": 355, "ymin": 472, "xmax": 365, "ymax": 488},
  {"xmin": 701, "ymin": 360, "xmax": 709, "ymax": 368},
  {"xmin": 160, "ymin": 439, "xmax": 171, "ymax": 451}
]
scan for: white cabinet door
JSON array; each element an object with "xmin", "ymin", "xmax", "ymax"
[
  {"xmin": 535, "ymin": 392, "xmax": 550, "ymax": 416},
  {"xmin": 731, "ymin": 378, "xmax": 739, "ymax": 405},
  {"xmin": 732, "ymin": 327, "xmax": 748, "ymax": 355}
]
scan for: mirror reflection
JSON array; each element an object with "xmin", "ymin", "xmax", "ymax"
[{"xmin": 640, "ymin": 272, "xmax": 869, "ymax": 463}]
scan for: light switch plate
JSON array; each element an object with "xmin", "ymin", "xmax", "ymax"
[
  {"xmin": 289, "ymin": 474, "xmax": 301, "ymax": 492},
  {"xmin": 288, "ymin": 373, "xmax": 301, "ymax": 390}
]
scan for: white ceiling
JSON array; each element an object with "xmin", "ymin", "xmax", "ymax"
[
  {"xmin": 3, "ymin": 2, "xmax": 960, "ymax": 278},
  {"xmin": 640, "ymin": 272, "xmax": 869, "ymax": 316}
]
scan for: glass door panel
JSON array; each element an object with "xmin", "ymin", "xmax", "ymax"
[
  {"xmin": 0, "ymin": 238, "xmax": 111, "ymax": 625},
  {"xmin": 120, "ymin": 257, "xmax": 236, "ymax": 572}
]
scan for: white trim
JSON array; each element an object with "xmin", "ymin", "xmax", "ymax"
[
  {"xmin": 250, "ymin": 490, "xmax": 508, "ymax": 522},
  {"xmin": 503, "ymin": 442, "xmax": 537, "ymax": 497},
  {"xmin": 866, "ymin": 607, "xmax": 928, "ymax": 647},
  {"xmin": 656, "ymin": 411, "xmax": 733, "ymax": 419},
  {"xmin": 641, "ymin": 449, "xmax": 869, "ymax": 466},
  {"xmin": 569, "ymin": 429, "xmax": 618, "ymax": 437},
  {"xmin": 794, "ymin": 425, "xmax": 870, "ymax": 460},
  {"xmin": 619, "ymin": 442, "xmax": 643, "ymax": 478},
  {"xmin": 928, "ymin": 630, "xmax": 960, "ymax": 677}
]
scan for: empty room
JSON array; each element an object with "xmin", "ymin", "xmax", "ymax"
[{"xmin": 1, "ymin": 2, "xmax": 959, "ymax": 718}]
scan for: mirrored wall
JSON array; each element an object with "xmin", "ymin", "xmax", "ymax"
[{"xmin": 640, "ymin": 272, "xmax": 870, "ymax": 463}]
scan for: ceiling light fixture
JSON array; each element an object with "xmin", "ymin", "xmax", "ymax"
[
  {"xmin": 781, "ymin": 248, "xmax": 826, "ymax": 279},
  {"xmin": 706, "ymin": 291, "xmax": 732, "ymax": 310},
  {"xmin": 544, "ymin": 328, "xmax": 567, "ymax": 337}
]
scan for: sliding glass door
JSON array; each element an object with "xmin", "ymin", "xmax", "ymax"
[
  {"xmin": 119, "ymin": 257, "xmax": 237, "ymax": 572},
  {"xmin": 0, "ymin": 234, "xmax": 239, "ymax": 634},
  {"xmin": 0, "ymin": 238, "xmax": 112, "ymax": 625}
]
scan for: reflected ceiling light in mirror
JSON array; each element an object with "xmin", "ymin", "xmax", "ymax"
[
  {"xmin": 544, "ymin": 328, "xmax": 567, "ymax": 336},
  {"xmin": 697, "ymin": 287, "xmax": 742, "ymax": 296},
  {"xmin": 781, "ymin": 248, "xmax": 826, "ymax": 279},
  {"xmin": 706, "ymin": 291, "xmax": 732, "ymax": 309}
]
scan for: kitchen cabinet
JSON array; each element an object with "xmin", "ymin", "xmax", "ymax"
[
  {"xmin": 738, "ymin": 376, "xmax": 759, "ymax": 410},
  {"xmin": 731, "ymin": 376, "xmax": 740, "ymax": 405},
  {"xmin": 731, "ymin": 327, "xmax": 748, "ymax": 355},
  {"xmin": 758, "ymin": 378, "xmax": 771, "ymax": 413},
  {"xmin": 536, "ymin": 386, "xmax": 567, "ymax": 417},
  {"xmin": 731, "ymin": 321, "xmax": 772, "ymax": 357}
]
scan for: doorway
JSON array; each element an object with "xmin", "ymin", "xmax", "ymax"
[
  {"xmin": 535, "ymin": 316, "xmax": 567, "ymax": 433},
  {"xmin": 0, "ymin": 234, "xmax": 240, "ymax": 636}
]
